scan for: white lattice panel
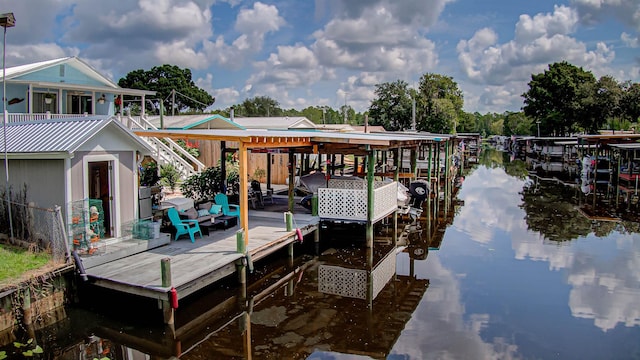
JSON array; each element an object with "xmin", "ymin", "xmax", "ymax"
[
  {"xmin": 328, "ymin": 178, "xmax": 366, "ymax": 190},
  {"xmin": 372, "ymin": 251, "xmax": 396, "ymax": 299},
  {"xmin": 373, "ymin": 182, "xmax": 399, "ymax": 222},
  {"xmin": 318, "ymin": 265, "xmax": 367, "ymax": 299},
  {"xmin": 319, "ymin": 181, "xmax": 399, "ymax": 222},
  {"xmin": 318, "ymin": 188, "xmax": 367, "ymax": 220}
]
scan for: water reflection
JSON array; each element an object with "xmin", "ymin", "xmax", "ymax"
[{"xmin": 3, "ymin": 149, "xmax": 640, "ymax": 359}]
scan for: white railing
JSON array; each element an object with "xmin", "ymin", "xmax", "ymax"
[
  {"xmin": 124, "ymin": 114, "xmax": 205, "ymax": 180},
  {"xmin": 318, "ymin": 179, "xmax": 398, "ymax": 222},
  {"xmin": 7, "ymin": 112, "xmax": 89, "ymax": 123}
]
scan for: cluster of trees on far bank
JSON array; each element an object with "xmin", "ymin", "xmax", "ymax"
[{"xmin": 119, "ymin": 61, "xmax": 640, "ymax": 137}]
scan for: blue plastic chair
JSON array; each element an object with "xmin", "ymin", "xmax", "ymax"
[
  {"xmin": 167, "ymin": 207, "xmax": 202, "ymax": 242},
  {"xmin": 214, "ymin": 193, "xmax": 240, "ymax": 219}
]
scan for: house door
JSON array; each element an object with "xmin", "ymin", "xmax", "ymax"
[
  {"xmin": 68, "ymin": 94, "xmax": 93, "ymax": 114},
  {"xmin": 88, "ymin": 161, "xmax": 113, "ymax": 238}
]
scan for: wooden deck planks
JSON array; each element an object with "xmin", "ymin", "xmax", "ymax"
[{"xmin": 85, "ymin": 213, "xmax": 318, "ymax": 300}]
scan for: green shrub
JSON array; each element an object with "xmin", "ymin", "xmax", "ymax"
[
  {"xmin": 159, "ymin": 164, "xmax": 180, "ymax": 192},
  {"xmin": 180, "ymin": 165, "xmax": 240, "ymax": 201},
  {"xmin": 140, "ymin": 162, "xmax": 160, "ymax": 187}
]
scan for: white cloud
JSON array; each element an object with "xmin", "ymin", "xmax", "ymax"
[
  {"xmin": 235, "ymin": 2, "xmax": 285, "ymax": 35},
  {"xmin": 456, "ymin": 5, "xmax": 616, "ymax": 112},
  {"xmin": 621, "ymin": 32, "xmax": 639, "ymax": 47}
]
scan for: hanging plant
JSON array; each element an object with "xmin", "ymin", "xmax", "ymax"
[{"xmin": 114, "ymin": 96, "xmax": 122, "ymax": 106}]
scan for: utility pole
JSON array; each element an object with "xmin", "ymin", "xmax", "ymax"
[
  {"xmin": 171, "ymin": 89, "xmax": 176, "ymax": 116},
  {"xmin": 322, "ymin": 106, "xmax": 326, "ymax": 124},
  {"xmin": 343, "ymin": 92, "xmax": 347, "ymax": 124}
]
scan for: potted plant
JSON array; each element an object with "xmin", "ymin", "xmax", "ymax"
[{"xmin": 44, "ymin": 93, "xmax": 54, "ymax": 104}]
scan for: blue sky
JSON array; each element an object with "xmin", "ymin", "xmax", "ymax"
[{"xmin": 1, "ymin": 0, "xmax": 638, "ymax": 114}]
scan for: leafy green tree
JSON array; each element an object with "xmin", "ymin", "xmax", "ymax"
[
  {"xmin": 368, "ymin": 80, "xmax": 413, "ymax": 131},
  {"xmin": 118, "ymin": 64, "xmax": 215, "ymax": 113},
  {"xmin": 457, "ymin": 112, "xmax": 477, "ymax": 133},
  {"xmin": 416, "ymin": 73, "xmax": 464, "ymax": 133},
  {"xmin": 504, "ymin": 111, "xmax": 533, "ymax": 136},
  {"xmin": 522, "ymin": 61, "xmax": 597, "ymax": 136},
  {"xmin": 234, "ymin": 96, "xmax": 281, "ymax": 117},
  {"xmin": 621, "ymin": 82, "xmax": 640, "ymax": 122}
]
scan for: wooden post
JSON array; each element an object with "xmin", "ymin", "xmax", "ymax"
[
  {"xmin": 22, "ymin": 289, "xmax": 32, "ymax": 326},
  {"xmin": 266, "ymin": 153, "xmax": 272, "ymax": 191},
  {"xmin": 393, "ymin": 148, "xmax": 399, "ymax": 247},
  {"xmin": 220, "ymin": 141, "xmax": 227, "ymax": 193},
  {"xmin": 285, "ymin": 212, "xmax": 293, "ymax": 232},
  {"xmin": 288, "ymin": 150, "xmax": 295, "ymax": 212},
  {"xmin": 239, "ymin": 142, "xmax": 250, "ymax": 247},
  {"xmin": 410, "ymin": 147, "xmax": 417, "ymax": 178},
  {"xmin": 314, "ymin": 227, "xmax": 320, "ymax": 256},
  {"xmin": 161, "ymin": 258, "xmax": 172, "ymax": 287},
  {"xmin": 236, "ymin": 230, "xmax": 247, "ymax": 286},
  {"xmin": 160, "ymin": 258, "xmax": 174, "ymax": 325},
  {"xmin": 366, "ymin": 147, "xmax": 375, "ymax": 247}
]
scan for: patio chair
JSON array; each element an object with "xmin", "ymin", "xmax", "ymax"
[
  {"xmin": 167, "ymin": 207, "xmax": 202, "ymax": 243},
  {"xmin": 214, "ymin": 193, "xmax": 240, "ymax": 219}
]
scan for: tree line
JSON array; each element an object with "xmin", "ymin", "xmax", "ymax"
[{"xmin": 119, "ymin": 62, "xmax": 640, "ymax": 137}]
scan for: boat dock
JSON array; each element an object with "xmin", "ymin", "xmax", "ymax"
[{"xmin": 82, "ymin": 211, "xmax": 318, "ymax": 324}]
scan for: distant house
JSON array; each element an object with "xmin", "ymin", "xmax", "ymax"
[
  {"xmin": 0, "ymin": 56, "xmax": 155, "ymax": 121},
  {"xmin": 0, "ymin": 117, "xmax": 152, "ymax": 240},
  {"xmin": 232, "ymin": 116, "xmax": 316, "ymax": 130},
  {"xmin": 146, "ymin": 114, "xmax": 243, "ymax": 130}
]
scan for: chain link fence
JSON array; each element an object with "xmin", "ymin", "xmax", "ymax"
[{"xmin": 0, "ymin": 193, "xmax": 68, "ymax": 265}]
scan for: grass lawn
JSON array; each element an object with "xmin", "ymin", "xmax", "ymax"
[{"xmin": 0, "ymin": 243, "xmax": 51, "ymax": 287}]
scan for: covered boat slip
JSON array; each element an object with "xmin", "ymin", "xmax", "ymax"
[
  {"xmin": 133, "ymin": 128, "xmax": 457, "ymax": 243},
  {"xmin": 122, "ymin": 128, "xmax": 456, "ymax": 323}
]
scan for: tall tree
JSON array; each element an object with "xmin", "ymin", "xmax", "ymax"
[
  {"xmin": 621, "ymin": 81, "xmax": 640, "ymax": 123},
  {"xmin": 522, "ymin": 61, "xmax": 596, "ymax": 136},
  {"xmin": 416, "ymin": 73, "xmax": 464, "ymax": 133},
  {"xmin": 234, "ymin": 96, "xmax": 281, "ymax": 117},
  {"xmin": 118, "ymin": 64, "xmax": 215, "ymax": 113},
  {"xmin": 368, "ymin": 80, "xmax": 413, "ymax": 131}
]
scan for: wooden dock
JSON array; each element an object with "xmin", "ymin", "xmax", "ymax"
[{"xmin": 83, "ymin": 211, "xmax": 318, "ymax": 321}]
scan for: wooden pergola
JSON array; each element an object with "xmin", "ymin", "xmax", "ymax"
[{"xmin": 134, "ymin": 128, "xmax": 452, "ymax": 246}]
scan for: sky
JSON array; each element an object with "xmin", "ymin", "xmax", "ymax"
[{"xmin": 0, "ymin": 0, "xmax": 638, "ymax": 114}]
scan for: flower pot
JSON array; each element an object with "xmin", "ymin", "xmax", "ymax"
[{"xmin": 44, "ymin": 97, "xmax": 52, "ymax": 104}]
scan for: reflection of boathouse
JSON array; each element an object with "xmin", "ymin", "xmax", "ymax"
[{"xmin": 56, "ymin": 247, "xmax": 429, "ymax": 359}]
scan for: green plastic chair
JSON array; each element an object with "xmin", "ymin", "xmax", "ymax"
[
  {"xmin": 167, "ymin": 207, "xmax": 202, "ymax": 242},
  {"xmin": 214, "ymin": 193, "xmax": 240, "ymax": 219}
]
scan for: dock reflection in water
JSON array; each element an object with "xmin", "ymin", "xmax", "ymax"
[{"xmin": 4, "ymin": 149, "xmax": 640, "ymax": 359}]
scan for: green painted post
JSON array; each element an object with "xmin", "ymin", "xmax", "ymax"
[
  {"xmin": 285, "ymin": 212, "xmax": 293, "ymax": 232},
  {"xmin": 393, "ymin": 148, "xmax": 399, "ymax": 247},
  {"xmin": 410, "ymin": 148, "xmax": 417, "ymax": 178},
  {"xmin": 160, "ymin": 258, "xmax": 174, "ymax": 325},
  {"xmin": 236, "ymin": 230, "xmax": 246, "ymax": 254},
  {"xmin": 427, "ymin": 143, "xmax": 432, "ymax": 181},
  {"xmin": 366, "ymin": 148, "xmax": 375, "ymax": 247},
  {"xmin": 161, "ymin": 258, "xmax": 172, "ymax": 287},
  {"xmin": 311, "ymin": 195, "xmax": 318, "ymax": 216},
  {"xmin": 288, "ymin": 150, "xmax": 295, "ymax": 212}
]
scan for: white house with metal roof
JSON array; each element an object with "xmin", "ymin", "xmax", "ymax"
[
  {"xmin": 0, "ymin": 56, "xmax": 155, "ymax": 121},
  {"xmin": 0, "ymin": 116, "xmax": 153, "ymax": 248},
  {"xmin": 232, "ymin": 116, "xmax": 316, "ymax": 130}
]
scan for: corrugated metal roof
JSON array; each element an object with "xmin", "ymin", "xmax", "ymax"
[
  {"xmin": 0, "ymin": 116, "xmax": 150, "ymax": 154},
  {"xmin": 233, "ymin": 117, "xmax": 315, "ymax": 129}
]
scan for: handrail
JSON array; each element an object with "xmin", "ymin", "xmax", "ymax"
[
  {"xmin": 7, "ymin": 112, "xmax": 88, "ymax": 123},
  {"xmin": 129, "ymin": 115, "xmax": 205, "ymax": 172}
]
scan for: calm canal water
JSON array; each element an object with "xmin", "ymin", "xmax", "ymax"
[{"xmin": 4, "ymin": 150, "xmax": 640, "ymax": 359}]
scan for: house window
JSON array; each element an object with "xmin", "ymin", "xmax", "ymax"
[
  {"xmin": 67, "ymin": 94, "xmax": 93, "ymax": 115},
  {"xmin": 59, "ymin": 64, "xmax": 65, "ymax": 77},
  {"xmin": 33, "ymin": 92, "xmax": 57, "ymax": 113}
]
